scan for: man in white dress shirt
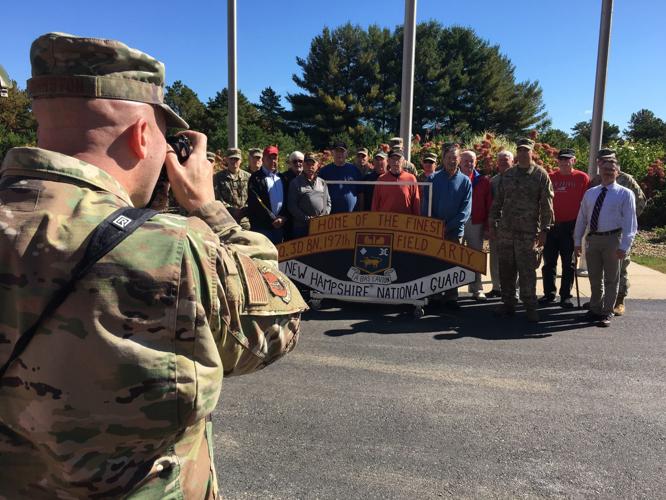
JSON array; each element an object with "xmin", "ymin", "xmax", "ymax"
[{"xmin": 574, "ymin": 155, "xmax": 637, "ymax": 327}]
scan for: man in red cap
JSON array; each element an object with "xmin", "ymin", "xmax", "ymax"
[{"xmin": 248, "ymin": 146, "xmax": 289, "ymax": 243}]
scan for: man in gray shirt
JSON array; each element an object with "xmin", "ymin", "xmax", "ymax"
[{"xmin": 288, "ymin": 152, "xmax": 331, "ymax": 238}]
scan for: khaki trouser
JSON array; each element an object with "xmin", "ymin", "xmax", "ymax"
[
  {"xmin": 463, "ymin": 220, "xmax": 484, "ymax": 293},
  {"xmin": 586, "ymin": 232, "xmax": 622, "ymax": 316}
]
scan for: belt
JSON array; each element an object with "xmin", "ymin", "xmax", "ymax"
[{"xmin": 589, "ymin": 228, "xmax": 621, "ymax": 236}]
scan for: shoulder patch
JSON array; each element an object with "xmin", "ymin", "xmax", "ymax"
[
  {"xmin": 236, "ymin": 252, "xmax": 270, "ymax": 306},
  {"xmin": 260, "ymin": 267, "xmax": 292, "ymax": 304}
]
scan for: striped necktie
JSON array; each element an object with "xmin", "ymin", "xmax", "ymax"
[{"xmin": 589, "ymin": 186, "xmax": 607, "ymax": 233}]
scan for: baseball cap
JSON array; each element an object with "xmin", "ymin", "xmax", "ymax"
[
  {"xmin": 389, "ymin": 137, "xmax": 403, "ymax": 147},
  {"xmin": 389, "ymin": 149, "xmax": 404, "ymax": 158},
  {"xmin": 596, "ymin": 148, "xmax": 616, "ymax": 160},
  {"xmin": 557, "ymin": 148, "xmax": 576, "ymax": 159},
  {"xmin": 356, "ymin": 148, "xmax": 369, "ymax": 156},
  {"xmin": 374, "ymin": 151, "xmax": 388, "ymax": 159},
  {"xmin": 516, "ymin": 138, "xmax": 535, "ymax": 150},
  {"xmin": 263, "ymin": 145, "xmax": 279, "ymax": 156},
  {"xmin": 332, "ymin": 141, "xmax": 347, "ymax": 151},
  {"xmin": 206, "ymin": 151, "xmax": 217, "ymax": 162},
  {"xmin": 27, "ymin": 32, "xmax": 188, "ymax": 129},
  {"xmin": 226, "ymin": 148, "xmax": 242, "ymax": 159}
]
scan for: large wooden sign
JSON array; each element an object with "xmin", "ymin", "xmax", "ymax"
[{"xmin": 277, "ymin": 212, "xmax": 487, "ymax": 303}]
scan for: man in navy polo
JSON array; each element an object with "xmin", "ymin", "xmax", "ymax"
[{"xmin": 319, "ymin": 141, "xmax": 363, "ymax": 213}]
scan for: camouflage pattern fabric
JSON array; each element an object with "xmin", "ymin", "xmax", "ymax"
[
  {"xmin": 589, "ymin": 171, "xmax": 646, "ymax": 298},
  {"xmin": 27, "ymin": 32, "xmax": 187, "ymax": 128},
  {"xmin": 213, "ymin": 169, "xmax": 251, "ymax": 230},
  {"xmin": 489, "ymin": 164, "xmax": 554, "ymax": 309},
  {"xmin": 0, "ymin": 147, "xmax": 307, "ymax": 498}
]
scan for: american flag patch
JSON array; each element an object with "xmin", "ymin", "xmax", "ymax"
[{"xmin": 236, "ymin": 253, "xmax": 270, "ymax": 306}]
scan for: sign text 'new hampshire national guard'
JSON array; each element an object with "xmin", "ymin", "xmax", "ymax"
[{"xmin": 277, "ymin": 212, "xmax": 487, "ymax": 302}]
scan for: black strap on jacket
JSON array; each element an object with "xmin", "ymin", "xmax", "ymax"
[{"xmin": 0, "ymin": 206, "xmax": 158, "ymax": 379}]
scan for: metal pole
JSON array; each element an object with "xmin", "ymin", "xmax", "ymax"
[
  {"xmin": 399, "ymin": 0, "xmax": 417, "ymax": 162},
  {"xmin": 227, "ymin": 0, "xmax": 238, "ymax": 148},
  {"xmin": 588, "ymin": 0, "xmax": 613, "ymax": 176}
]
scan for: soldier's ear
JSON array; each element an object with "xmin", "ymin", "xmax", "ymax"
[{"xmin": 128, "ymin": 117, "xmax": 149, "ymax": 160}]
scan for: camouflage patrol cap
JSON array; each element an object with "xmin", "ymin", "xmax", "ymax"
[
  {"xmin": 0, "ymin": 64, "xmax": 12, "ymax": 97},
  {"xmin": 596, "ymin": 148, "xmax": 616, "ymax": 160},
  {"xmin": 226, "ymin": 148, "xmax": 242, "ymax": 159},
  {"xmin": 389, "ymin": 148, "xmax": 404, "ymax": 158},
  {"xmin": 422, "ymin": 152, "xmax": 438, "ymax": 162},
  {"xmin": 516, "ymin": 138, "xmax": 535, "ymax": 150},
  {"xmin": 374, "ymin": 151, "xmax": 388, "ymax": 159},
  {"xmin": 356, "ymin": 148, "xmax": 369, "ymax": 156},
  {"xmin": 304, "ymin": 152, "xmax": 317, "ymax": 162},
  {"xmin": 248, "ymin": 148, "xmax": 262, "ymax": 158},
  {"xmin": 27, "ymin": 33, "xmax": 188, "ymax": 129},
  {"xmin": 389, "ymin": 136, "xmax": 403, "ymax": 147}
]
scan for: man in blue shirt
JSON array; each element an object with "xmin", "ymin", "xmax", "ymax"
[
  {"xmin": 319, "ymin": 141, "xmax": 363, "ymax": 213},
  {"xmin": 428, "ymin": 143, "xmax": 472, "ymax": 308}
]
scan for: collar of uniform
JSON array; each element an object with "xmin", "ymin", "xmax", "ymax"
[
  {"xmin": 1, "ymin": 147, "xmax": 133, "ymax": 206},
  {"xmin": 516, "ymin": 163, "xmax": 536, "ymax": 175}
]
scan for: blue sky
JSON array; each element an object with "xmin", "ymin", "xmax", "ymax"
[{"xmin": 3, "ymin": 0, "xmax": 664, "ymax": 134}]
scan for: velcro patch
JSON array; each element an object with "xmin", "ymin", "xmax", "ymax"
[
  {"xmin": 236, "ymin": 253, "xmax": 270, "ymax": 306},
  {"xmin": 260, "ymin": 268, "xmax": 292, "ymax": 304}
]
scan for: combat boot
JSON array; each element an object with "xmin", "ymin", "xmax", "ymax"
[
  {"xmin": 494, "ymin": 304, "xmax": 515, "ymax": 317},
  {"xmin": 526, "ymin": 308, "xmax": 540, "ymax": 323},
  {"xmin": 613, "ymin": 295, "xmax": 625, "ymax": 316}
]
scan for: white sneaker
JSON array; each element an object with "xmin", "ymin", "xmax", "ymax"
[
  {"xmin": 577, "ymin": 269, "xmax": 588, "ymax": 277},
  {"xmin": 473, "ymin": 292, "xmax": 487, "ymax": 302}
]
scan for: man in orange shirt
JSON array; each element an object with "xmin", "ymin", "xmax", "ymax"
[
  {"xmin": 540, "ymin": 148, "xmax": 589, "ymax": 308},
  {"xmin": 371, "ymin": 149, "xmax": 420, "ymax": 215}
]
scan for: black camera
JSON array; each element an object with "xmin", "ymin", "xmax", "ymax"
[{"xmin": 166, "ymin": 135, "xmax": 192, "ymax": 164}]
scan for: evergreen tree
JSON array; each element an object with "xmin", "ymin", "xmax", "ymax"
[
  {"xmin": 571, "ymin": 120, "xmax": 621, "ymax": 144},
  {"xmin": 164, "ymin": 81, "xmax": 207, "ymax": 131},
  {"xmin": 624, "ymin": 109, "xmax": 666, "ymax": 143},
  {"xmin": 257, "ymin": 87, "xmax": 286, "ymax": 133}
]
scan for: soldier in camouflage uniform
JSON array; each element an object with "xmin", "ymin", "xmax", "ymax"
[
  {"xmin": 213, "ymin": 147, "xmax": 251, "ymax": 229},
  {"xmin": 489, "ymin": 138, "xmax": 554, "ymax": 322},
  {"xmin": 587, "ymin": 148, "xmax": 646, "ymax": 316},
  {"xmin": 0, "ymin": 33, "xmax": 306, "ymax": 499}
]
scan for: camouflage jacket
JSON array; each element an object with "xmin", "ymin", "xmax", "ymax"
[
  {"xmin": 589, "ymin": 171, "xmax": 647, "ymax": 216},
  {"xmin": 489, "ymin": 164, "xmax": 554, "ymax": 239},
  {"xmin": 0, "ymin": 148, "xmax": 307, "ymax": 499},
  {"xmin": 213, "ymin": 168, "xmax": 251, "ymax": 229}
]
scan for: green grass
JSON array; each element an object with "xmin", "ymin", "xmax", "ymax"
[{"xmin": 633, "ymin": 255, "xmax": 666, "ymax": 274}]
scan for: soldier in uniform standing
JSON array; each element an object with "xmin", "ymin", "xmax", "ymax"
[
  {"xmin": 0, "ymin": 33, "xmax": 306, "ymax": 498},
  {"xmin": 489, "ymin": 138, "xmax": 554, "ymax": 322},
  {"xmin": 213, "ymin": 147, "xmax": 251, "ymax": 229},
  {"xmin": 247, "ymin": 148, "xmax": 263, "ymax": 173},
  {"xmin": 587, "ymin": 148, "xmax": 646, "ymax": 316}
]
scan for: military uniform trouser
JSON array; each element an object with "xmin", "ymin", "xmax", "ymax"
[
  {"xmin": 541, "ymin": 221, "xmax": 575, "ymax": 299},
  {"xmin": 586, "ymin": 231, "xmax": 622, "ymax": 316},
  {"xmin": 497, "ymin": 237, "xmax": 539, "ymax": 309}
]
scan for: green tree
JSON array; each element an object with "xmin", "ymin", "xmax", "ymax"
[
  {"xmin": 0, "ymin": 83, "xmax": 36, "ymax": 161},
  {"xmin": 204, "ymin": 88, "xmax": 263, "ymax": 150},
  {"xmin": 164, "ymin": 81, "xmax": 207, "ymax": 131},
  {"xmin": 257, "ymin": 87, "xmax": 286, "ymax": 134},
  {"xmin": 624, "ymin": 109, "xmax": 666, "ymax": 143},
  {"xmin": 539, "ymin": 128, "xmax": 572, "ymax": 148},
  {"xmin": 571, "ymin": 120, "xmax": 621, "ymax": 144},
  {"xmin": 289, "ymin": 23, "xmax": 549, "ymax": 146}
]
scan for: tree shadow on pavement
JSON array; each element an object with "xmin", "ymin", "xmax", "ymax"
[{"xmin": 314, "ymin": 298, "xmax": 593, "ymax": 340}]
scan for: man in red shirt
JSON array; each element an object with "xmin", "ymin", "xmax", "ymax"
[
  {"xmin": 540, "ymin": 148, "xmax": 589, "ymax": 308},
  {"xmin": 371, "ymin": 149, "xmax": 420, "ymax": 215},
  {"xmin": 460, "ymin": 150, "xmax": 492, "ymax": 300}
]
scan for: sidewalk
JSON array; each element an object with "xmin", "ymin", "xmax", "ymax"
[{"xmin": 480, "ymin": 261, "xmax": 666, "ymax": 301}]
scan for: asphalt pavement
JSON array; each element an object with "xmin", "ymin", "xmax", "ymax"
[{"xmin": 213, "ymin": 295, "xmax": 666, "ymax": 499}]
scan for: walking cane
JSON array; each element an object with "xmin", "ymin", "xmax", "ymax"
[{"xmin": 573, "ymin": 253, "xmax": 581, "ymax": 309}]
